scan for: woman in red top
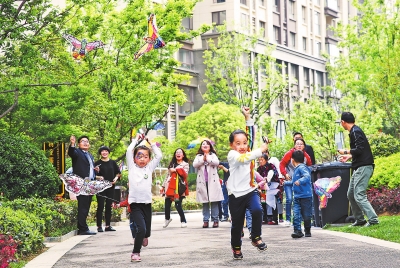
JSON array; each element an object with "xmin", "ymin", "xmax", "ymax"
[{"xmin": 279, "ymin": 139, "xmax": 312, "ymax": 226}]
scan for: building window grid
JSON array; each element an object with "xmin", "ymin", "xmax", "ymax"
[
  {"xmin": 274, "ymin": 0, "xmax": 280, "ymax": 12},
  {"xmin": 315, "ymin": 11, "xmax": 320, "ymax": 35},
  {"xmin": 212, "ymin": 11, "xmax": 226, "ymax": 25},
  {"xmin": 289, "ymin": 0, "xmax": 295, "ymax": 19},
  {"xmin": 178, "ymin": 48, "xmax": 194, "ymax": 70},
  {"xmin": 260, "ymin": 21, "xmax": 266, "ymax": 38},
  {"xmin": 302, "ymin": 37, "xmax": 307, "ymax": 52},
  {"xmin": 273, "ymin": 26, "xmax": 280, "ymax": 43},
  {"xmin": 290, "ymin": 32, "xmax": 296, "ymax": 48}
]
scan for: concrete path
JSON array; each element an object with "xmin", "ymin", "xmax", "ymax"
[{"xmin": 25, "ymin": 212, "xmax": 400, "ymax": 268}]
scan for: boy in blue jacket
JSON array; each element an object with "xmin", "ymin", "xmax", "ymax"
[{"xmin": 291, "ymin": 150, "xmax": 313, "ymax": 238}]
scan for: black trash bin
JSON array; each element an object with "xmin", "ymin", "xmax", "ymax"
[
  {"xmin": 114, "ymin": 186, "xmax": 121, "ymax": 202},
  {"xmin": 311, "ymin": 162, "xmax": 352, "ymax": 227}
]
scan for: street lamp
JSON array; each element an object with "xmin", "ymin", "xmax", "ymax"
[
  {"xmin": 335, "ymin": 120, "xmax": 344, "ymax": 149},
  {"xmin": 276, "ymin": 118, "xmax": 286, "ymax": 141}
]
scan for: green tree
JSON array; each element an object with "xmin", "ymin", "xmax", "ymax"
[
  {"xmin": 327, "ymin": 0, "xmax": 400, "ymax": 135},
  {"xmin": 288, "ymin": 97, "xmax": 339, "ymax": 162},
  {"xmin": 203, "ymin": 24, "xmax": 288, "ymax": 123},
  {"xmin": 174, "ymin": 103, "xmax": 247, "ymax": 161}
]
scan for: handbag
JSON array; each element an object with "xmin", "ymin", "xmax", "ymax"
[{"xmin": 177, "ymin": 173, "xmax": 186, "ymax": 196}]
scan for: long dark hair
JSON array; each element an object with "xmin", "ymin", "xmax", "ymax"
[
  {"xmin": 196, "ymin": 140, "xmax": 217, "ymax": 155},
  {"xmin": 168, "ymin": 148, "xmax": 189, "ymax": 168}
]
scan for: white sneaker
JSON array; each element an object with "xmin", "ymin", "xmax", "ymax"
[
  {"xmin": 284, "ymin": 220, "xmax": 291, "ymax": 227},
  {"xmin": 163, "ymin": 218, "xmax": 172, "ymax": 228},
  {"xmin": 181, "ymin": 222, "xmax": 187, "ymax": 228}
]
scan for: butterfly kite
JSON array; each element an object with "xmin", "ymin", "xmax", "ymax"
[
  {"xmin": 62, "ymin": 33, "xmax": 104, "ymax": 60},
  {"xmin": 313, "ymin": 176, "xmax": 342, "ymax": 209},
  {"xmin": 134, "ymin": 14, "xmax": 166, "ymax": 60},
  {"xmin": 59, "ymin": 173, "xmax": 112, "ymax": 196}
]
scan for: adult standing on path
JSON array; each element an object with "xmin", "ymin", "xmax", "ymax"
[
  {"xmin": 193, "ymin": 140, "xmax": 223, "ymax": 228},
  {"xmin": 95, "ymin": 146, "xmax": 121, "ymax": 232},
  {"xmin": 338, "ymin": 112, "xmax": 379, "ymax": 227},
  {"xmin": 68, "ymin": 135, "xmax": 99, "ymax": 235}
]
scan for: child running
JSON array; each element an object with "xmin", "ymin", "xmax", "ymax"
[
  {"xmin": 127, "ymin": 133, "xmax": 162, "ymax": 262},
  {"xmin": 227, "ymin": 106, "xmax": 269, "ymax": 260}
]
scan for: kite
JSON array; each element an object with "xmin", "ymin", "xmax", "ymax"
[
  {"xmin": 62, "ymin": 33, "xmax": 104, "ymax": 60},
  {"xmin": 59, "ymin": 173, "xmax": 112, "ymax": 196},
  {"xmin": 134, "ymin": 14, "xmax": 165, "ymax": 60},
  {"xmin": 313, "ymin": 176, "xmax": 342, "ymax": 209}
]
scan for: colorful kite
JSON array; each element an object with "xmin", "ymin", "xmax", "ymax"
[
  {"xmin": 313, "ymin": 176, "xmax": 342, "ymax": 209},
  {"xmin": 62, "ymin": 33, "xmax": 104, "ymax": 60},
  {"xmin": 134, "ymin": 14, "xmax": 165, "ymax": 60},
  {"xmin": 59, "ymin": 173, "xmax": 112, "ymax": 196}
]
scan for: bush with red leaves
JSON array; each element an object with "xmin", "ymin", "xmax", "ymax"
[
  {"xmin": 367, "ymin": 187, "xmax": 400, "ymax": 215},
  {"xmin": 0, "ymin": 234, "xmax": 18, "ymax": 268}
]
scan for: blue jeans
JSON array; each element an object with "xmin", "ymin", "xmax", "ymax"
[
  {"xmin": 292, "ymin": 197, "xmax": 312, "ymax": 231},
  {"xmin": 229, "ymin": 190, "xmax": 263, "ymax": 248},
  {"xmin": 221, "ymin": 183, "xmax": 229, "ymax": 218},
  {"xmin": 284, "ymin": 182, "xmax": 293, "ymax": 222},
  {"xmin": 245, "ymin": 208, "xmax": 252, "ymax": 233},
  {"xmin": 202, "ymin": 202, "xmax": 220, "ymax": 222}
]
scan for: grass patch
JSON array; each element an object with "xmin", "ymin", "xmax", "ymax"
[{"xmin": 324, "ymin": 215, "xmax": 400, "ymax": 243}]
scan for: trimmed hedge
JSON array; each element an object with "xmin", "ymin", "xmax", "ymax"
[
  {"xmin": 368, "ymin": 133, "xmax": 400, "ymax": 158},
  {"xmin": 369, "ymin": 152, "xmax": 400, "ymax": 189}
]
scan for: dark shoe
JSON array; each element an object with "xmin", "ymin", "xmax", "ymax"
[
  {"xmin": 364, "ymin": 221, "xmax": 379, "ymax": 227},
  {"xmin": 351, "ymin": 220, "xmax": 367, "ymax": 227},
  {"xmin": 105, "ymin": 226, "xmax": 116, "ymax": 231},
  {"xmin": 97, "ymin": 227, "xmax": 104, "ymax": 232},
  {"xmin": 251, "ymin": 236, "xmax": 267, "ymax": 251},
  {"xmin": 79, "ymin": 230, "xmax": 97, "ymax": 235},
  {"xmin": 213, "ymin": 221, "xmax": 219, "ymax": 228},
  {"xmin": 291, "ymin": 230, "xmax": 304, "ymax": 238},
  {"xmin": 203, "ymin": 222, "xmax": 209, "ymax": 228},
  {"xmin": 305, "ymin": 228, "xmax": 311, "ymax": 237},
  {"xmin": 232, "ymin": 247, "xmax": 243, "ymax": 260}
]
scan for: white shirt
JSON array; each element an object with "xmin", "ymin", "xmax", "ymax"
[{"xmin": 127, "ymin": 139, "xmax": 162, "ymax": 204}]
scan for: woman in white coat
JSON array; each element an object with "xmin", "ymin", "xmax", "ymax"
[{"xmin": 193, "ymin": 140, "xmax": 223, "ymax": 228}]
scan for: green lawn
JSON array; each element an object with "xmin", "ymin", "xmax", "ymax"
[{"xmin": 324, "ymin": 215, "xmax": 400, "ymax": 243}]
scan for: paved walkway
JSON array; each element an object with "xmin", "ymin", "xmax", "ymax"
[{"xmin": 26, "ymin": 212, "xmax": 400, "ymax": 268}]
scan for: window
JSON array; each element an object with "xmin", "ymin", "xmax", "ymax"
[
  {"xmin": 304, "ymin": 67, "xmax": 310, "ymax": 86},
  {"xmin": 302, "ymin": 37, "xmax": 307, "ymax": 52},
  {"xmin": 302, "ymin": 6, "xmax": 306, "ymax": 23},
  {"xmin": 213, "ymin": 0, "xmax": 225, "ymax": 2},
  {"xmin": 309, "ymin": 8, "xmax": 313, "ymax": 32},
  {"xmin": 314, "ymin": 0, "xmax": 320, "ymax": 5},
  {"xmin": 212, "ymin": 11, "xmax": 226, "ymax": 25},
  {"xmin": 178, "ymin": 49, "xmax": 194, "ymax": 70},
  {"xmin": 240, "ymin": 0, "xmax": 247, "ymax": 5},
  {"xmin": 316, "ymin": 41, "xmax": 322, "ymax": 56},
  {"xmin": 273, "ymin": 26, "xmax": 280, "ymax": 43},
  {"xmin": 283, "ymin": 29, "xmax": 287, "ymax": 45},
  {"xmin": 310, "ymin": 38, "xmax": 313, "ymax": 55},
  {"xmin": 259, "ymin": 21, "xmax": 266, "ymax": 38},
  {"xmin": 274, "ymin": 0, "xmax": 280, "ymax": 12},
  {"xmin": 241, "ymin": 13, "xmax": 250, "ymax": 33},
  {"xmin": 179, "ymin": 86, "xmax": 195, "ymax": 115},
  {"xmin": 259, "ymin": 0, "xmax": 265, "ymax": 6},
  {"xmin": 316, "ymin": 71, "xmax": 324, "ymax": 95},
  {"xmin": 290, "ymin": 32, "xmax": 295, "ymax": 48},
  {"xmin": 289, "ymin": 1, "xmax": 295, "ymax": 19},
  {"xmin": 181, "ymin": 17, "xmax": 193, "ymax": 33},
  {"xmin": 291, "ymin": 64, "xmax": 299, "ymax": 83},
  {"xmin": 315, "ymin": 11, "xmax": 320, "ymax": 35}
]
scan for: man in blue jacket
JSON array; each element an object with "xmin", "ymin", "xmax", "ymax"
[
  {"xmin": 338, "ymin": 112, "xmax": 378, "ymax": 227},
  {"xmin": 68, "ymin": 135, "xmax": 99, "ymax": 235}
]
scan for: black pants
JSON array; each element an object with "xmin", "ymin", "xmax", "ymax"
[
  {"xmin": 129, "ymin": 203, "xmax": 152, "ymax": 253},
  {"xmin": 77, "ymin": 195, "xmax": 93, "ymax": 232},
  {"xmin": 96, "ymin": 187, "xmax": 115, "ymax": 226},
  {"xmin": 165, "ymin": 196, "xmax": 186, "ymax": 223}
]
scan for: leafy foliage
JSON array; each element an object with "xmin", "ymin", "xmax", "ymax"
[
  {"xmin": 174, "ymin": 103, "xmax": 246, "ymax": 161},
  {"xmin": 369, "ymin": 152, "xmax": 400, "ymax": 189},
  {"xmin": 327, "ymin": 0, "xmax": 400, "ymax": 136},
  {"xmin": 203, "ymin": 24, "xmax": 288, "ymax": 123},
  {"xmin": 367, "ymin": 132, "xmax": 400, "ymax": 158},
  {"xmin": 0, "ymin": 133, "xmax": 60, "ymax": 200},
  {"xmin": 367, "ymin": 187, "xmax": 400, "ymax": 215},
  {"xmin": 0, "ymin": 234, "xmax": 18, "ymax": 268}
]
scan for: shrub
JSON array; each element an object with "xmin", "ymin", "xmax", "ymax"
[
  {"xmin": 0, "ymin": 234, "xmax": 18, "ymax": 268},
  {"xmin": 0, "ymin": 207, "xmax": 45, "ymax": 257},
  {"xmin": 0, "ymin": 133, "xmax": 60, "ymax": 200},
  {"xmin": 367, "ymin": 187, "xmax": 400, "ymax": 215},
  {"xmin": 187, "ymin": 173, "xmax": 197, "ymax": 191},
  {"xmin": 369, "ymin": 152, "xmax": 400, "ymax": 189},
  {"xmin": 151, "ymin": 192, "xmax": 201, "ymax": 212},
  {"xmin": 368, "ymin": 132, "xmax": 400, "ymax": 158}
]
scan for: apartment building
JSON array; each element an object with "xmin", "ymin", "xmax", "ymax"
[{"xmin": 164, "ymin": 0, "xmax": 358, "ymax": 140}]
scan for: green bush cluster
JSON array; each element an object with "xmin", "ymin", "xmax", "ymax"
[
  {"xmin": 0, "ymin": 206, "xmax": 45, "ymax": 257},
  {"xmin": 0, "ymin": 133, "xmax": 60, "ymax": 200},
  {"xmin": 368, "ymin": 132, "xmax": 400, "ymax": 158},
  {"xmin": 369, "ymin": 152, "xmax": 400, "ymax": 189}
]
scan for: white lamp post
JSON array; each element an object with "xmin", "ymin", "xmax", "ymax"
[{"xmin": 276, "ymin": 118, "xmax": 286, "ymax": 140}]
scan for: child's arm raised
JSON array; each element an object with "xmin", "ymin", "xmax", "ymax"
[{"xmin": 126, "ymin": 134, "xmax": 141, "ymax": 169}]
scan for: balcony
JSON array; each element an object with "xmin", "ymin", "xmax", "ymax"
[
  {"xmin": 325, "ymin": 28, "xmax": 338, "ymax": 45},
  {"xmin": 324, "ymin": 6, "xmax": 338, "ymax": 18}
]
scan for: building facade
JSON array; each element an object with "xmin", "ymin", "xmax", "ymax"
[{"xmin": 165, "ymin": 0, "xmax": 358, "ymax": 140}]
